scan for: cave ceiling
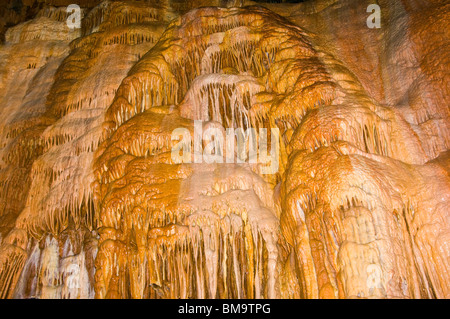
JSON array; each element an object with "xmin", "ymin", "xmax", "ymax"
[{"xmin": 0, "ymin": 0, "xmax": 448, "ymax": 299}]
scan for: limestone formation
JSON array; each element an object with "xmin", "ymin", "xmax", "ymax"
[{"xmin": 0, "ymin": 0, "xmax": 448, "ymax": 299}]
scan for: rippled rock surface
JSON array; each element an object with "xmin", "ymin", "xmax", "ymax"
[{"xmin": 0, "ymin": 0, "xmax": 448, "ymax": 299}]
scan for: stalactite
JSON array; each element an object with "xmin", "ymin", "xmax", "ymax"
[
  {"xmin": 0, "ymin": 1, "xmax": 448, "ymax": 300},
  {"xmin": 0, "ymin": 0, "xmax": 166, "ymax": 298}
]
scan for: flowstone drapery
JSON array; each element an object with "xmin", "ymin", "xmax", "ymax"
[{"xmin": 0, "ymin": 0, "xmax": 448, "ymax": 299}]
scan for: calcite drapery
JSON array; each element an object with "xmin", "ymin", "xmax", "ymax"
[{"xmin": 0, "ymin": 0, "xmax": 448, "ymax": 299}]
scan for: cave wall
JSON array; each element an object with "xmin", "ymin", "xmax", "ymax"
[{"xmin": 0, "ymin": 0, "xmax": 448, "ymax": 299}]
